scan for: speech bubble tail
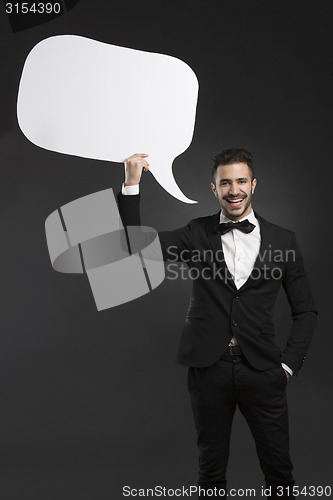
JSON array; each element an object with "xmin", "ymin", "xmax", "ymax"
[{"xmin": 150, "ymin": 162, "xmax": 197, "ymax": 204}]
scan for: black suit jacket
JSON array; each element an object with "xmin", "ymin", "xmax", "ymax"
[{"xmin": 117, "ymin": 193, "xmax": 317, "ymax": 375}]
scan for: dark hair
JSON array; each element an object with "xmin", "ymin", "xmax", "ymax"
[{"xmin": 211, "ymin": 148, "xmax": 255, "ymax": 182}]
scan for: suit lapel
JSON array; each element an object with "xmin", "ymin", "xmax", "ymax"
[{"xmin": 206, "ymin": 212, "xmax": 236, "ymax": 290}]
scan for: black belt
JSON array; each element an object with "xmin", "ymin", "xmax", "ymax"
[
  {"xmin": 220, "ymin": 344, "xmax": 244, "ymax": 360},
  {"xmin": 226, "ymin": 345, "xmax": 243, "ymax": 355}
]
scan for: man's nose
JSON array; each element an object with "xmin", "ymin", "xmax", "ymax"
[{"xmin": 229, "ymin": 182, "xmax": 239, "ymax": 195}]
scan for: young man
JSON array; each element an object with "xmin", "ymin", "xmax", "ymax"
[{"xmin": 117, "ymin": 149, "xmax": 317, "ymax": 499}]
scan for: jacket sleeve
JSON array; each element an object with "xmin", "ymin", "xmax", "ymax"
[
  {"xmin": 280, "ymin": 233, "xmax": 318, "ymax": 375},
  {"xmin": 117, "ymin": 192, "xmax": 192, "ymax": 262}
]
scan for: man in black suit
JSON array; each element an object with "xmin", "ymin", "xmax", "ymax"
[{"xmin": 117, "ymin": 149, "xmax": 317, "ymax": 499}]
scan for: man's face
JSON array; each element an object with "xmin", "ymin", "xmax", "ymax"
[{"xmin": 211, "ymin": 162, "xmax": 257, "ymax": 221}]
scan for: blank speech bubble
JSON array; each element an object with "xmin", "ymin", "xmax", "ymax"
[{"xmin": 17, "ymin": 35, "xmax": 199, "ymax": 203}]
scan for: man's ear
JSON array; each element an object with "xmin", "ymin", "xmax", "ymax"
[
  {"xmin": 211, "ymin": 182, "xmax": 218, "ymax": 198},
  {"xmin": 251, "ymin": 178, "xmax": 257, "ymax": 194}
]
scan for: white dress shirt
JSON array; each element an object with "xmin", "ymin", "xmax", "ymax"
[
  {"xmin": 122, "ymin": 184, "xmax": 292, "ymax": 376},
  {"xmin": 220, "ymin": 210, "xmax": 260, "ymax": 292},
  {"xmin": 219, "ymin": 210, "xmax": 292, "ymax": 376},
  {"xmin": 220, "ymin": 210, "xmax": 260, "ymax": 348},
  {"xmin": 122, "ymin": 183, "xmax": 140, "ymax": 195}
]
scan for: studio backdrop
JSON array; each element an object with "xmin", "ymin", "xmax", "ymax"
[{"xmin": 0, "ymin": 1, "xmax": 331, "ymax": 499}]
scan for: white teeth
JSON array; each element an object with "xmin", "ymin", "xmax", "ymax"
[{"xmin": 228, "ymin": 199, "xmax": 242, "ymax": 203}]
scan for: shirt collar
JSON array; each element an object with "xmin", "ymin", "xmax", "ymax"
[{"xmin": 219, "ymin": 209, "xmax": 257, "ymax": 225}]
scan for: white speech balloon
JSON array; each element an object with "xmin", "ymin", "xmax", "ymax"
[{"xmin": 17, "ymin": 35, "xmax": 199, "ymax": 203}]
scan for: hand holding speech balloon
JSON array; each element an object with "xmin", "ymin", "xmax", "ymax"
[{"xmin": 17, "ymin": 35, "xmax": 199, "ymax": 203}]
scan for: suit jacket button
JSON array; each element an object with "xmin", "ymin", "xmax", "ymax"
[{"xmin": 232, "ymin": 319, "xmax": 238, "ymax": 327}]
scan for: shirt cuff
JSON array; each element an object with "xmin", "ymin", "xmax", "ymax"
[
  {"xmin": 122, "ymin": 183, "xmax": 140, "ymax": 195},
  {"xmin": 281, "ymin": 363, "xmax": 293, "ymax": 376}
]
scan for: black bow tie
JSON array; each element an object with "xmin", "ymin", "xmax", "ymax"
[{"xmin": 216, "ymin": 219, "xmax": 255, "ymax": 235}]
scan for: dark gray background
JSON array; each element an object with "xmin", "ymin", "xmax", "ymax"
[{"xmin": 0, "ymin": 1, "xmax": 331, "ymax": 498}]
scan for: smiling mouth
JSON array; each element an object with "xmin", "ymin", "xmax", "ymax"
[{"xmin": 226, "ymin": 197, "xmax": 245, "ymax": 205}]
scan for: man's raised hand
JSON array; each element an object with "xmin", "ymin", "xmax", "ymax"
[{"xmin": 124, "ymin": 153, "xmax": 149, "ymax": 186}]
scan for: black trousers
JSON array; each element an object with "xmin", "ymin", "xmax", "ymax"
[{"xmin": 187, "ymin": 352, "xmax": 295, "ymax": 499}]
